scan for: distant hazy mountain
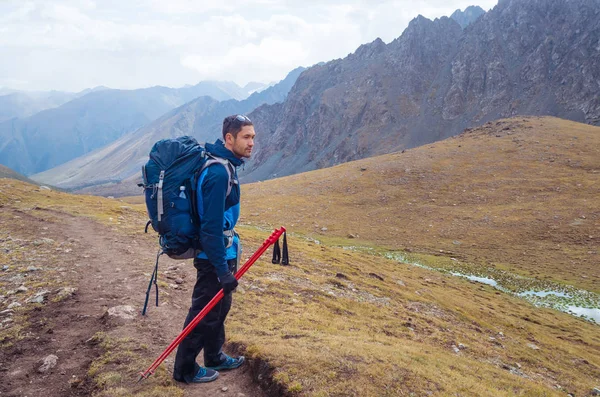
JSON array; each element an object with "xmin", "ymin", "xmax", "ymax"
[
  {"xmin": 0, "ymin": 86, "xmax": 112, "ymax": 123},
  {"xmin": 450, "ymin": 6, "xmax": 486, "ymax": 28},
  {"xmin": 243, "ymin": 81, "xmax": 271, "ymax": 95},
  {"xmin": 32, "ymin": 67, "xmax": 305, "ymax": 193},
  {"xmin": 0, "ymin": 81, "xmax": 250, "ymax": 175},
  {"xmin": 239, "ymin": 0, "xmax": 600, "ymax": 182},
  {"xmin": 0, "ymin": 91, "xmax": 76, "ymax": 122}
]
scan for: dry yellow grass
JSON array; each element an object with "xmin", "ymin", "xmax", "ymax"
[
  {"xmin": 3, "ymin": 116, "xmax": 599, "ymax": 396},
  {"xmin": 241, "ymin": 116, "xmax": 599, "ymax": 293},
  {"xmin": 229, "ymin": 226, "xmax": 599, "ymax": 396}
]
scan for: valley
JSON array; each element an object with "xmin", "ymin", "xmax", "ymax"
[{"xmin": 1, "ymin": 116, "xmax": 598, "ymax": 396}]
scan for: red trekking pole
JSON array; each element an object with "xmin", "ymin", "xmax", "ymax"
[{"xmin": 137, "ymin": 227, "xmax": 286, "ymax": 382}]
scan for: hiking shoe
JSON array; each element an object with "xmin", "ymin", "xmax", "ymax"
[
  {"xmin": 206, "ymin": 354, "xmax": 245, "ymax": 371},
  {"xmin": 192, "ymin": 367, "xmax": 219, "ymax": 383}
]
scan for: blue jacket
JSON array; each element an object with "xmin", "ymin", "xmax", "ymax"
[{"xmin": 195, "ymin": 140, "xmax": 243, "ymax": 277}]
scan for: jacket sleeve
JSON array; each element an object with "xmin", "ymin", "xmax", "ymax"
[{"xmin": 198, "ymin": 164, "xmax": 229, "ymax": 277}]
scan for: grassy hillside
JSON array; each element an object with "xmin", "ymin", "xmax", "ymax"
[
  {"xmin": 241, "ymin": 116, "xmax": 599, "ymax": 293},
  {"xmin": 0, "ymin": 164, "xmax": 41, "ymax": 185},
  {"xmin": 3, "ymin": 116, "xmax": 599, "ymax": 396},
  {"xmin": 2, "ymin": 177, "xmax": 599, "ymax": 397}
]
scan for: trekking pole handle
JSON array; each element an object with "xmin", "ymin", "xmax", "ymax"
[{"xmin": 138, "ymin": 227, "xmax": 286, "ymax": 381}]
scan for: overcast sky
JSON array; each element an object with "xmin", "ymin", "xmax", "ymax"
[{"xmin": 0, "ymin": 0, "xmax": 498, "ymax": 92}]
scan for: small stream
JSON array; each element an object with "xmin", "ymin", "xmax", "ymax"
[
  {"xmin": 384, "ymin": 252, "xmax": 600, "ymax": 324},
  {"xmin": 275, "ymin": 232, "xmax": 600, "ymax": 324}
]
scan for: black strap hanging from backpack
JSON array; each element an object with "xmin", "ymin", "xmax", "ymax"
[
  {"xmin": 272, "ymin": 231, "xmax": 289, "ymax": 265},
  {"xmin": 142, "ymin": 250, "xmax": 163, "ymax": 315}
]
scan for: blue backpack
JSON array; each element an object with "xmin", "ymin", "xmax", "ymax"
[
  {"xmin": 141, "ymin": 135, "xmax": 235, "ymax": 259},
  {"xmin": 140, "ymin": 136, "xmax": 235, "ymax": 314}
]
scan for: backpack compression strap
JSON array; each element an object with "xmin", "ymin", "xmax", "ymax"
[
  {"xmin": 200, "ymin": 155, "xmax": 238, "ymax": 197},
  {"xmin": 157, "ymin": 170, "xmax": 165, "ymax": 221}
]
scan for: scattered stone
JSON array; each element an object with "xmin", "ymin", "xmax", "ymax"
[
  {"xmin": 39, "ymin": 186, "xmax": 51, "ymax": 191},
  {"xmin": 335, "ymin": 273, "xmax": 348, "ymax": 279},
  {"xmin": 458, "ymin": 343, "xmax": 467, "ymax": 350},
  {"xmin": 7, "ymin": 302, "xmax": 21, "ymax": 309},
  {"xmin": 527, "ymin": 343, "xmax": 540, "ymax": 350},
  {"xmin": 369, "ymin": 272, "xmax": 384, "ymax": 281},
  {"xmin": 347, "ymin": 233, "xmax": 356, "ymax": 239},
  {"xmin": 452, "ymin": 240, "xmax": 462, "ymax": 245},
  {"xmin": 56, "ymin": 287, "xmax": 78, "ymax": 299},
  {"xmin": 396, "ymin": 280, "xmax": 406, "ymax": 287},
  {"xmin": 592, "ymin": 387, "xmax": 600, "ymax": 396},
  {"xmin": 501, "ymin": 363, "xmax": 528, "ymax": 378},
  {"xmin": 16, "ymin": 286, "xmax": 28, "ymax": 293},
  {"xmin": 26, "ymin": 266, "xmax": 41, "ymax": 272},
  {"xmin": 33, "ymin": 238, "xmax": 55, "ymax": 246},
  {"xmin": 9, "ymin": 369, "xmax": 24, "ymax": 377},
  {"xmin": 222, "ymin": 386, "xmax": 229, "ymax": 392},
  {"xmin": 10, "ymin": 274, "xmax": 24, "ymax": 283},
  {"xmin": 2, "ymin": 265, "xmax": 8, "ymax": 271},
  {"xmin": 175, "ymin": 278, "xmax": 184, "ymax": 285},
  {"xmin": 120, "ymin": 206, "xmax": 132, "ymax": 210},
  {"xmin": 452, "ymin": 345, "xmax": 460, "ymax": 354},
  {"xmin": 321, "ymin": 227, "xmax": 328, "ymax": 232},
  {"xmin": 0, "ymin": 309, "xmax": 14, "ymax": 316},
  {"xmin": 107, "ymin": 305, "xmax": 137, "ymax": 320},
  {"xmin": 38, "ymin": 354, "xmax": 59, "ymax": 373},
  {"xmin": 69, "ymin": 376, "xmax": 83, "ymax": 388},
  {"xmin": 360, "ymin": 167, "xmax": 367, "ymax": 171},
  {"xmin": 167, "ymin": 265, "xmax": 178, "ymax": 271},
  {"xmin": 107, "ymin": 196, "xmax": 115, "ymax": 199},
  {"xmin": 28, "ymin": 295, "xmax": 45, "ymax": 304}
]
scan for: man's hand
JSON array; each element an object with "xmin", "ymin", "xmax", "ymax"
[{"xmin": 218, "ymin": 272, "xmax": 238, "ymax": 294}]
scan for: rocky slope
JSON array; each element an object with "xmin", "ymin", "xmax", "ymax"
[
  {"xmin": 450, "ymin": 5, "xmax": 486, "ymax": 28},
  {"xmin": 240, "ymin": 0, "xmax": 600, "ymax": 182},
  {"xmin": 0, "ymin": 164, "xmax": 40, "ymax": 186}
]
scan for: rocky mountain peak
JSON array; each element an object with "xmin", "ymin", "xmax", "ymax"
[
  {"xmin": 239, "ymin": 0, "xmax": 600, "ymax": 183},
  {"xmin": 450, "ymin": 5, "xmax": 486, "ymax": 29},
  {"xmin": 352, "ymin": 38, "xmax": 386, "ymax": 60}
]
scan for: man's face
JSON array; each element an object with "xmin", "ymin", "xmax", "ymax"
[{"xmin": 227, "ymin": 125, "xmax": 255, "ymax": 159}]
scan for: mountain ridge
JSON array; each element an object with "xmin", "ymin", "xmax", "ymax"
[
  {"xmin": 32, "ymin": 67, "xmax": 306, "ymax": 191},
  {"xmin": 240, "ymin": 0, "xmax": 600, "ymax": 182},
  {"xmin": 0, "ymin": 80, "xmax": 261, "ymax": 175}
]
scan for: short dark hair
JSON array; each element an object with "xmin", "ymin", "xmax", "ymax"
[{"xmin": 222, "ymin": 114, "xmax": 253, "ymax": 140}]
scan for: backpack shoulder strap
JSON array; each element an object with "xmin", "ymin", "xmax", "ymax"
[{"xmin": 200, "ymin": 154, "xmax": 238, "ymax": 197}]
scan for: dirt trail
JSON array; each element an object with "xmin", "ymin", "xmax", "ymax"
[{"xmin": 1, "ymin": 208, "xmax": 265, "ymax": 397}]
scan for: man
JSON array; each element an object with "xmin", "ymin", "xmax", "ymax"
[{"xmin": 173, "ymin": 114, "xmax": 255, "ymax": 384}]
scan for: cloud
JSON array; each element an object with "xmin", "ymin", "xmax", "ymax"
[
  {"xmin": 0, "ymin": 0, "xmax": 499, "ymax": 91},
  {"xmin": 182, "ymin": 37, "xmax": 308, "ymax": 83}
]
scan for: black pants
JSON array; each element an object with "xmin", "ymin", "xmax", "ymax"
[{"xmin": 173, "ymin": 258, "xmax": 235, "ymax": 383}]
